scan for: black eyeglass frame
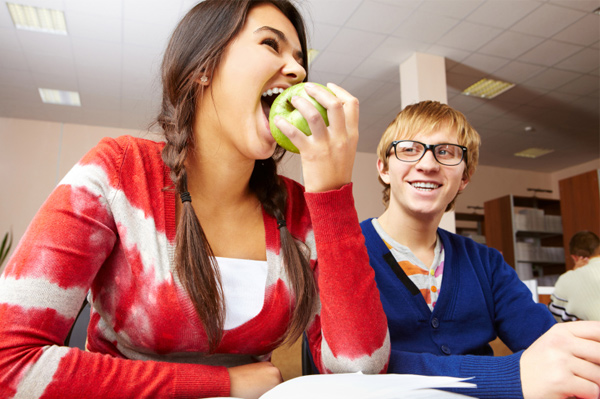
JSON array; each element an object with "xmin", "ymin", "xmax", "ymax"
[{"xmin": 387, "ymin": 140, "xmax": 468, "ymax": 166}]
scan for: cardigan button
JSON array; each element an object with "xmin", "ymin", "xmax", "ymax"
[
  {"xmin": 431, "ymin": 318, "xmax": 440, "ymax": 328},
  {"xmin": 441, "ymin": 345, "xmax": 451, "ymax": 355}
]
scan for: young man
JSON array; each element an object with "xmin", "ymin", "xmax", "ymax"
[
  {"xmin": 361, "ymin": 100, "xmax": 600, "ymax": 399},
  {"xmin": 550, "ymin": 230, "xmax": 600, "ymax": 321}
]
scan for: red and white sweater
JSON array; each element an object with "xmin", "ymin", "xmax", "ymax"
[{"xmin": 0, "ymin": 136, "xmax": 389, "ymax": 398}]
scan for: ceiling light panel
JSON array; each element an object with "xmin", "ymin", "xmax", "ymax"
[
  {"xmin": 462, "ymin": 78, "xmax": 515, "ymax": 99},
  {"xmin": 39, "ymin": 88, "xmax": 81, "ymax": 106},
  {"xmin": 514, "ymin": 148, "xmax": 554, "ymax": 159},
  {"xmin": 7, "ymin": 3, "xmax": 67, "ymax": 35}
]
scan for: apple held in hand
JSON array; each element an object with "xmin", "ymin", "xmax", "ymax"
[{"xmin": 269, "ymin": 82, "xmax": 332, "ymax": 154}]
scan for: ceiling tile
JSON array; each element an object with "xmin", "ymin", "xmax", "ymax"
[
  {"xmin": 326, "ymin": 27, "xmax": 387, "ymax": 57},
  {"xmin": 360, "ymin": 83, "xmax": 402, "ymax": 116},
  {"xmin": 555, "ymin": 47, "xmax": 599, "ymax": 74},
  {"xmin": 25, "ymin": 52, "xmax": 76, "ymax": 77},
  {"xmin": 33, "ymin": 71, "xmax": 78, "ymax": 91},
  {"xmin": 0, "ymin": 83, "xmax": 38, "ymax": 101},
  {"xmin": 548, "ymin": 0, "xmax": 600, "ymax": 12},
  {"xmin": 519, "ymin": 39, "xmax": 584, "ymax": 67},
  {"xmin": 122, "ymin": 44, "xmax": 162, "ymax": 77},
  {"xmin": 352, "ymin": 57, "xmax": 400, "ymax": 83},
  {"xmin": 0, "ymin": 49, "xmax": 27, "ymax": 69},
  {"xmin": 422, "ymin": 44, "xmax": 471, "ymax": 64},
  {"xmin": 492, "ymin": 61, "xmax": 546, "ymax": 84},
  {"xmin": 416, "ymin": 0, "xmax": 484, "ymax": 19},
  {"xmin": 465, "ymin": 0, "xmax": 541, "ymax": 29},
  {"xmin": 306, "ymin": 70, "xmax": 347, "ymax": 86},
  {"xmin": 339, "ymin": 76, "xmax": 387, "ymax": 101},
  {"xmin": 310, "ymin": 50, "xmax": 365, "ymax": 75},
  {"xmin": 64, "ymin": 0, "xmax": 122, "ymax": 19},
  {"xmin": 552, "ymin": 14, "xmax": 600, "ymax": 46},
  {"xmin": 0, "ymin": 27, "xmax": 20, "ymax": 51},
  {"xmin": 556, "ymin": 75, "xmax": 600, "ymax": 96},
  {"xmin": 123, "ymin": 0, "xmax": 183, "ymax": 25},
  {"xmin": 306, "ymin": 22, "xmax": 339, "ymax": 51},
  {"xmin": 66, "ymin": 13, "xmax": 122, "ymax": 43},
  {"xmin": 0, "ymin": 2, "xmax": 13, "ymax": 28},
  {"xmin": 448, "ymin": 93, "xmax": 487, "ymax": 113},
  {"xmin": 437, "ymin": 20, "xmax": 503, "ymax": 51},
  {"xmin": 446, "ymin": 71, "xmax": 481, "ymax": 92},
  {"xmin": 370, "ymin": 36, "xmax": 429, "ymax": 63},
  {"xmin": 301, "ymin": 0, "xmax": 362, "ymax": 26},
  {"xmin": 451, "ymin": 53, "xmax": 511, "ymax": 76},
  {"xmin": 523, "ymin": 68, "xmax": 580, "ymax": 90},
  {"xmin": 123, "ymin": 20, "xmax": 173, "ymax": 49},
  {"xmin": 510, "ymin": 3, "xmax": 586, "ymax": 38},
  {"xmin": 345, "ymin": 0, "xmax": 413, "ymax": 34},
  {"xmin": 17, "ymin": 30, "xmax": 72, "ymax": 58},
  {"xmin": 478, "ymin": 30, "xmax": 545, "ymax": 59},
  {"xmin": 391, "ymin": 10, "xmax": 459, "ymax": 43},
  {"xmin": 72, "ymin": 38, "xmax": 122, "ymax": 73},
  {"xmin": 79, "ymin": 93, "xmax": 121, "ymax": 112},
  {"xmin": 78, "ymin": 76, "xmax": 121, "ymax": 98}
]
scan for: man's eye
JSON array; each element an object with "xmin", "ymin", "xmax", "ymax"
[{"xmin": 262, "ymin": 38, "xmax": 280, "ymax": 52}]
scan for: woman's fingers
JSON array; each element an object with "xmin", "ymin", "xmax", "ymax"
[{"xmin": 272, "ymin": 82, "xmax": 359, "ymax": 192}]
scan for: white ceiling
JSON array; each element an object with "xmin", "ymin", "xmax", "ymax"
[{"xmin": 0, "ymin": 0, "xmax": 598, "ymax": 173}]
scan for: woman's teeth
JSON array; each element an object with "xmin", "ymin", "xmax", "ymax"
[
  {"xmin": 262, "ymin": 87, "xmax": 285, "ymax": 97},
  {"xmin": 411, "ymin": 182, "xmax": 440, "ymax": 191}
]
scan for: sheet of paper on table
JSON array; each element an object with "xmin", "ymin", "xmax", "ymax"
[{"xmin": 208, "ymin": 371, "xmax": 476, "ymax": 399}]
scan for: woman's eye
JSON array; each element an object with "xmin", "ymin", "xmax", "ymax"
[{"xmin": 262, "ymin": 38, "xmax": 280, "ymax": 52}]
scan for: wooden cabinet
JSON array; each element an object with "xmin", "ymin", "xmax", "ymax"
[
  {"xmin": 484, "ymin": 195, "xmax": 564, "ymax": 281},
  {"xmin": 558, "ymin": 169, "xmax": 600, "ymax": 270}
]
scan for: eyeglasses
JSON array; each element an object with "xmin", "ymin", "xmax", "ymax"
[{"xmin": 387, "ymin": 140, "xmax": 467, "ymax": 166}]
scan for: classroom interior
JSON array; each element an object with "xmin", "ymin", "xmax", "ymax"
[{"xmin": 0, "ymin": 0, "xmax": 599, "ymax": 381}]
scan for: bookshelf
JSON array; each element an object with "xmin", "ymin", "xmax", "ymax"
[{"xmin": 484, "ymin": 195, "xmax": 564, "ymax": 281}]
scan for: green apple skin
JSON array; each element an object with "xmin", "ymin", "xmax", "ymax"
[{"xmin": 269, "ymin": 82, "xmax": 331, "ymax": 154}]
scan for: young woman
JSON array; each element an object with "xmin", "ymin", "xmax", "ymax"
[
  {"xmin": 0, "ymin": 1, "xmax": 389, "ymax": 398},
  {"xmin": 361, "ymin": 100, "xmax": 600, "ymax": 399}
]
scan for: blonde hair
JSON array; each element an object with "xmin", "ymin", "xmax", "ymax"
[{"xmin": 377, "ymin": 100, "xmax": 481, "ymax": 211}]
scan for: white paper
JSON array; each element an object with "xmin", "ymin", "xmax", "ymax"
[{"xmin": 208, "ymin": 372, "xmax": 476, "ymax": 399}]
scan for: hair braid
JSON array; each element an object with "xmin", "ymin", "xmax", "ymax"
[
  {"xmin": 160, "ymin": 93, "xmax": 225, "ymax": 352},
  {"xmin": 250, "ymin": 151, "xmax": 317, "ymax": 345}
]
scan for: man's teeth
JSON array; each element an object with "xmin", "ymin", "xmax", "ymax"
[
  {"xmin": 262, "ymin": 87, "xmax": 285, "ymax": 97},
  {"xmin": 411, "ymin": 182, "xmax": 440, "ymax": 191}
]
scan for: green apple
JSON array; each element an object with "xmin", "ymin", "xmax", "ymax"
[{"xmin": 269, "ymin": 82, "xmax": 332, "ymax": 154}]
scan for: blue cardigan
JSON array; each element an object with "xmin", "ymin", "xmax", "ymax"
[{"xmin": 361, "ymin": 219, "xmax": 556, "ymax": 399}]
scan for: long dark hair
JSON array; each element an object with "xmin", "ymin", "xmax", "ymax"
[{"xmin": 157, "ymin": 0, "xmax": 316, "ymax": 352}]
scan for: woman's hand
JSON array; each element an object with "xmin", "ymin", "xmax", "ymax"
[
  {"xmin": 228, "ymin": 362, "xmax": 283, "ymax": 399},
  {"xmin": 273, "ymin": 82, "xmax": 359, "ymax": 193},
  {"xmin": 520, "ymin": 321, "xmax": 600, "ymax": 399}
]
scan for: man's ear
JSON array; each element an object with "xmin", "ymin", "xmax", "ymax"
[
  {"xmin": 377, "ymin": 158, "xmax": 390, "ymax": 184},
  {"xmin": 458, "ymin": 169, "xmax": 471, "ymax": 192}
]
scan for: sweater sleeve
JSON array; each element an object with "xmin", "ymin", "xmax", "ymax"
[
  {"xmin": 302, "ymin": 184, "xmax": 390, "ymax": 375},
  {"xmin": 486, "ymin": 247, "xmax": 556, "ymax": 351},
  {"xmin": 388, "ymin": 348, "xmax": 525, "ymax": 399},
  {"xmin": 0, "ymin": 137, "xmax": 230, "ymax": 399}
]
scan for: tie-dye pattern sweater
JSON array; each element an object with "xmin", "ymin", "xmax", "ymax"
[{"xmin": 0, "ymin": 136, "xmax": 389, "ymax": 399}]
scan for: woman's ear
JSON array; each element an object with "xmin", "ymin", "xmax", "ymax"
[
  {"xmin": 197, "ymin": 75, "xmax": 210, "ymax": 86},
  {"xmin": 377, "ymin": 158, "xmax": 390, "ymax": 185}
]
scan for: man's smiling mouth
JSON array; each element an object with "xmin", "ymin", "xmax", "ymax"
[{"xmin": 410, "ymin": 182, "xmax": 440, "ymax": 191}]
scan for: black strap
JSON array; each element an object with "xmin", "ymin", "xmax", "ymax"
[{"xmin": 383, "ymin": 252, "xmax": 421, "ymax": 296}]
